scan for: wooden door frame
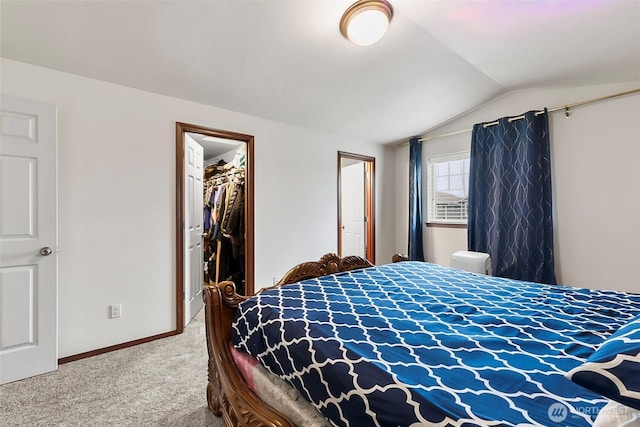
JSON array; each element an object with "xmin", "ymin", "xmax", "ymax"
[
  {"xmin": 337, "ymin": 151, "xmax": 375, "ymax": 264},
  {"xmin": 175, "ymin": 122, "xmax": 254, "ymax": 333}
]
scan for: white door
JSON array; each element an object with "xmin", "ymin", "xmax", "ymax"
[
  {"xmin": 0, "ymin": 95, "xmax": 58, "ymax": 384},
  {"xmin": 184, "ymin": 135, "xmax": 204, "ymax": 325},
  {"xmin": 341, "ymin": 161, "xmax": 366, "ymax": 257}
]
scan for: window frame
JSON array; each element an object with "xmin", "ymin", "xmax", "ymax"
[{"xmin": 426, "ymin": 151, "xmax": 470, "ymax": 227}]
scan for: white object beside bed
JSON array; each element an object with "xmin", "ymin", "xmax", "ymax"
[{"xmin": 450, "ymin": 250, "xmax": 492, "ymax": 275}]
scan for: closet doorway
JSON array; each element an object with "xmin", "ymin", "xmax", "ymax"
[
  {"xmin": 175, "ymin": 123, "xmax": 254, "ymax": 333},
  {"xmin": 337, "ymin": 151, "xmax": 375, "ymax": 264}
]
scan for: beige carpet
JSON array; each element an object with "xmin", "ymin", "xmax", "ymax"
[{"xmin": 0, "ymin": 309, "xmax": 223, "ymax": 427}]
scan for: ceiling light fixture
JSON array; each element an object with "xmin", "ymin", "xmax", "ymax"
[{"xmin": 340, "ymin": 0, "xmax": 393, "ymax": 47}]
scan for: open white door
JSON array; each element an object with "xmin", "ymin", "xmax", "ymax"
[
  {"xmin": 184, "ymin": 135, "xmax": 204, "ymax": 325},
  {"xmin": 340, "ymin": 161, "xmax": 366, "ymax": 257},
  {"xmin": 0, "ymin": 95, "xmax": 58, "ymax": 384}
]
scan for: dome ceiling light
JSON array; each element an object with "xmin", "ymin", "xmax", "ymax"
[{"xmin": 340, "ymin": 0, "xmax": 394, "ymax": 46}]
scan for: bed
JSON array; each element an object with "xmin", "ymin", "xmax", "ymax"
[{"xmin": 203, "ymin": 253, "xmax": 640, "ymax": 426}]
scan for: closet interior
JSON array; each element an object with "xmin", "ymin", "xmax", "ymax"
[{"xmin": 202, "ymin": 144, "xmax": 246, "ymax": 294}]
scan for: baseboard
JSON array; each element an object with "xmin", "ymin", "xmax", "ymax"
[{"xmin": 58, "ymin": 330, "xmax": 179, "ymax": 364}]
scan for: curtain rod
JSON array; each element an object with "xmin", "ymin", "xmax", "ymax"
[{"xmin": 410, "ymin": 87, "xmax": 640, "ymax": 144}]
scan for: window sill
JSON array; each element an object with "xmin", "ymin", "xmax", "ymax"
[{"xmin": 426, "ymin": 222, "xmax": 467, "ymax": 229}]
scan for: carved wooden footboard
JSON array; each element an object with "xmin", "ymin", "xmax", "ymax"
[
  {"xmin": 203, "ymin": 281, "xmax": 293, "ymax": 426},
  {"xmin": 203, "ymin": 253, "xmax": 374, "ymax": 426}
]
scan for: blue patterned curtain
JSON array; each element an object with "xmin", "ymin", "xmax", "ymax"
[
  {"xmin": 468, "ymin": 110, "xmax": 556, "ymax": 283},
  {"xmin": 408, "ymin": 137, "xmax": 424, "ymax": 261}
]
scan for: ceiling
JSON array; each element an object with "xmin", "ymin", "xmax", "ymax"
[
  {"xmin": 2, "ymin": 0, "xmax": 639, "ymax": 144},
  {"xmin": 186, "ymin": 132, "xmax": 243, "ymax": 160}
]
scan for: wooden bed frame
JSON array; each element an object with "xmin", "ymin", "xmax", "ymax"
[{"xmin": 203, "ymin": 253, "xmax": 380, "ymax": 426}]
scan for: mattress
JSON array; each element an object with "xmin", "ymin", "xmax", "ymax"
[{"xmin": 232, "ymin": 261, "xmax": 640, "ymax": 426}]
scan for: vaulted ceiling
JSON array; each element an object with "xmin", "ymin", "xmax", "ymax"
[{"xmin": 2, "ymin": 1, "xmax": 639, "ymax": 143}]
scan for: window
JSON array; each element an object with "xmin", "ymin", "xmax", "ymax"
[{"xmin": 427, "ymin": 152, "xmax": 470, "ymax": 225}]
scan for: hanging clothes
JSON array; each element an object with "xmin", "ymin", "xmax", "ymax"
[{"xmin": 202, "ymin": 162, "xmax": 245, "ymax": 293}]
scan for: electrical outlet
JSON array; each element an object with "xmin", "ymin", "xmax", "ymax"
[{"xmin": 110, "ymin": 304, "xmax": 122, "ymax": 319}]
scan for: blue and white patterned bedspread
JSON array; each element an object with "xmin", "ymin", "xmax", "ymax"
[{"xmin": 231, "ymin": 262, "xmax": 640, "ymax": 426}]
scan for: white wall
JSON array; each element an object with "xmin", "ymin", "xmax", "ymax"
[
  {"xmin": 395, "ymin": 82, "xmax": 640, "ymax": 293},
  {"xmin": 1, "ymin": 58, "xmax": 395, "ymax": 358}
]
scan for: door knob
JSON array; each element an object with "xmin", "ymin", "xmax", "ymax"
[{"xmin": 40, "ymin": 247, "xmax": 53, "ymax": 256}]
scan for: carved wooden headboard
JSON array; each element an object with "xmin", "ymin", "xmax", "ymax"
[{"xmin": 260, "ymin": 252, "xmax": 374, "ymax": 291}]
